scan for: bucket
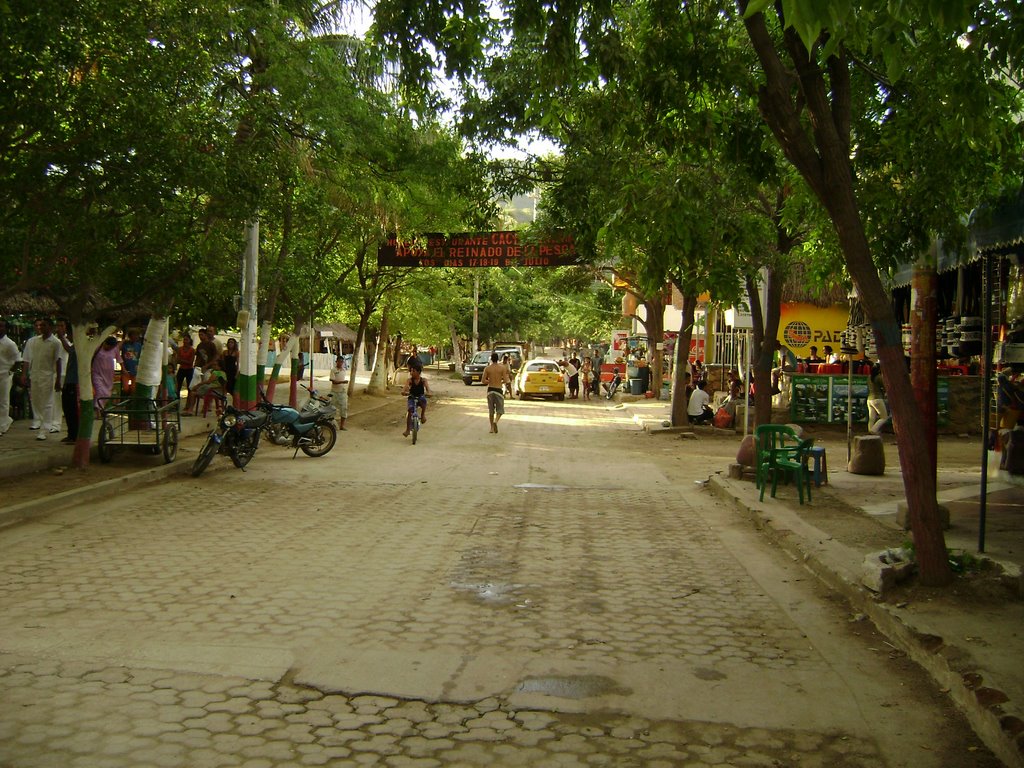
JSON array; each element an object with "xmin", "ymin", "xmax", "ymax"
[{"xmin": 629, "ymin": 378, "xmax": 644, "ymax": 395}]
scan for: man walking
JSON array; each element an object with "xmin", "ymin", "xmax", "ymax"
[
  {"xmin": 21, "ymin": 318, "xmax": 62, "ymax": 439},
  {"xmin": 481, "ymin": 352, "xmax": 511, "ymax": 434},
  {"xmin": 0, "ymin": 318, "xmax": 21, "ymax": 436}
]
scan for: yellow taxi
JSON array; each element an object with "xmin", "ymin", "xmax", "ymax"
[{"xmin": 515, "ymin": 358, "xmax": 566, "ymax": 401}]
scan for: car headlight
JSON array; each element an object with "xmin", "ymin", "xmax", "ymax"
[{"xmin": 221, "ymin": 413, "xmax": 237, "ymax": 427}]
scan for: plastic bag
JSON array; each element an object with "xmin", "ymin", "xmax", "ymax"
[{"xmin": 713, "ymin": 407, "xmax": 734, "ymax": 429}]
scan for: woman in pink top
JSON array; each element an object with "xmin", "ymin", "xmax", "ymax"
[{"xmin": 92, "ymin": 336, "xmax": 121, "ymax": 413}]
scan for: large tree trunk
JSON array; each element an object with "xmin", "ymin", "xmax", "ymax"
[
  {"xmin": 70, "ymin": 322, "xmax": 116, "ymax": 469},
  {"xmin": 643, "ymin": 298, "xmax": 665, "ymax": 398},
  {"xmin": 449, "ymin": 321, "xmax": 464, "ymax": 375},
  {"xmin": 911, "ymin": 263, "xmax": 938, "ymax": 476},
  {"xmin": 367, "ymin": 306, "xmax": 391, "ymax": 394},
  {"xmin": 742, "ymin": 7, "xmax": 951, "ymax": 586},
  {"xmin": 747, "ymin": 269, "xmax": 782, "ymax": 426},
  {"xmin": 670, "ymin": 293, "xmax": 697, "ymax": 427}
]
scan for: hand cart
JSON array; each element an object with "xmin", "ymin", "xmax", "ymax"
[{"xmin": 96, "ymin": 397, "xmax": 181, "ymax": 464}]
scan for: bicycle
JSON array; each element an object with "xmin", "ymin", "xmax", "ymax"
[{"xmin": 406, "ymin": 394, "xmax": 427, "ymax": 445}]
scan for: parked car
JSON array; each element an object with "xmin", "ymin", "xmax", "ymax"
[
  {"xmin": 462, "ymin": 350, "xmax": 492, "ymax": 385},
  {"xmin": 515, "ymin": 358, "xmax": 566, "ymax": 400}
]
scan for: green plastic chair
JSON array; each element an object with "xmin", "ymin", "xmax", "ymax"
[
  {"xmin": 755, "ymin": 424, "xmax": 798, "ymax": 497},
  {"xmin": 769, "ymin": 437, "xmax": 814, "ymax": 504}
]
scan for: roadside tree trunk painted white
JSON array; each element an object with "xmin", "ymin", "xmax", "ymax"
[
  {"xmin": 136, "ymin": 316, "xmax": 167, "ymax": 391},
  {"xmin": 257, "ymin": 320, "xmax": 272, "ymax": 367}
]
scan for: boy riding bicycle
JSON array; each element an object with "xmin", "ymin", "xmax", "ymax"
[{"xmin": 402, "ymin": 362, "xmax": 430, "ymax": 437}]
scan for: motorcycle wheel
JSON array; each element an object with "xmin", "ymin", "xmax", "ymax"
[
  {"xmin": 300, "ymin": 422, "xmax": 337, "ymax": 457},
  {"xmin": 190, "ymin": 434, "xmax": 219, "ymax": 477},
  {"xmin": 230, "ymin": 429, "xmax": 261, "ymax": 469}
]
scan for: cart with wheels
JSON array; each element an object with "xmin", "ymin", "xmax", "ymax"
[{"xmin": 97, "ymin": 397, "xmax": 181, "ymax": 464}]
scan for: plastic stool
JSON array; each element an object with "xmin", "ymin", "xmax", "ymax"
[{"xmin": 807, "ymin": 446, "xmax": 828, "ymax": 486}]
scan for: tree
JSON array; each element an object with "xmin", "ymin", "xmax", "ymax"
[{"xmin": 736, "ymin": 0, "xmax": 1023, "ymax": 584}]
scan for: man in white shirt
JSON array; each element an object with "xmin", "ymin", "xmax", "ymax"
[
  {"xmin": 328, "ymin": 354, "xmax": 349, "ymax": 431},
  {"xmin": 21, "ymin": 318, "xmax": 62, "ymax": 439},
  {"xmin": 687, "ymin": 380, "xmax": 713, "ymax": 424},
  {"xmin": 0, "ymin": 318, "xmax": 21, "ymax": 436}
]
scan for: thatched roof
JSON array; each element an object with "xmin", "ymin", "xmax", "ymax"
[
  {"xmin": 0, "ymin": 293, "xmax": 60, "ymax": 316},
  {"xmin": 780, "ymin": 261, "xmax": 850, "ymax": 307}
]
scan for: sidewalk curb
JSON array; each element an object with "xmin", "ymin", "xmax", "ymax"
[
  {"xmin": 707, "ymin": 474, "xmax": 1024, "ymax": 768},
  {"xmin": 0, "ymin": 389, "xmax": 400, "ymax": 530},
  {"xmin": 0, "ymin": 460, "xmax": 192, "ymax": 529}
]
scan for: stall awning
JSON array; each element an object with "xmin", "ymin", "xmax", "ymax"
[
  {"xmin": 888, "ymin": 238, "xmax": 973, "ymax": 288},
  {"xmin": 888, "ymin": 186, "xmax": 1024, "ymax": 287},
  {"xmin": 970, "ymin": 185, "xmax": 1024, "ymax": 255}
]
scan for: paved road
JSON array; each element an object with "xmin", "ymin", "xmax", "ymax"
[{"xmin": 0, "ymin": 379, "xmax": 999, "ymax": 767}]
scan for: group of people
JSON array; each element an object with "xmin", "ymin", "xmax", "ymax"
[
  {"xmin": 0, "ymin": 317, "xmax": 153, "ymax": 443},
  {"xmin": 557, "ymin": 355, "xmax": 599, "ymax": 400}
]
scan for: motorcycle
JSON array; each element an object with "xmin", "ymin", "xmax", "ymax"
[
  {"xmin": 261, "ymin": 386, "xmax": 338, "ymax": 458},
  {"xmin": 190, "ymin": 391, "xmax": 269, "ymax": 477}
]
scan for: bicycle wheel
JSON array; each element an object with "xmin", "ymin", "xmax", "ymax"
[
  {"xmin": 162, "ymin": 424, "xmax": 179, "ymax": 463},
  {"xmin": 411, "ymin": 415, "xmax": 419, "ymax": 445},
  {"xmin": 230, "ymin": 429, "xmax": 260, "ymax": 469},
  {"xmin": 190, "ymin": 433, "xmax": 219, "ymax": 477},
  {"xmin": 300, "ymin": 422, "xmax": 336, "ymax": 457},
  {"xmin": 97, "ymin": 420, "xmax": 115, "ymax": 463}
]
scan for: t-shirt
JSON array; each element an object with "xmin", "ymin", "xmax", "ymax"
[
  {"xmin": 121, "ymin": 340, "xmax": 142, "ymax": 375},
  {"xmin": 687, "ymin": 388, "xmax": 711, "ymax": 417},
  {"xmin": 329, "ymin": 361, "xmax": 348, "ymax": 393}
]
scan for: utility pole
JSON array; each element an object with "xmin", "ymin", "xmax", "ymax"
[
  {"xmin": 238, "ymin": 221, "xmax": 259, "ymax": 410},
  {"xmin": 473, "ymin": 273, "xmax": 479, "ymax": 352}
]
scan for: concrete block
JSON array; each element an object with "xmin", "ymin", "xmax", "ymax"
[
  {"xmin": 895, "ymin": 502, "xmax": 951, "ymax": 531},
  {"xmin": 727, "ymin": 463, "xmax": 744, "ymax": 480},
  {"xmin": 737, "ymin": 435, "xmax": 756, "ymax": 467},
  {"xmin": 849, "ymin": 434, "xmax": 885, "ymax": 475},
  {"xmin": 862, "ymin": 548, "xmax": 916, "ymax": 594}
]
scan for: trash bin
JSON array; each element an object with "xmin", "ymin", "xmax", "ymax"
[
  {"xmin": 638, "ymin": 366, "xmax": 650, "ymax": 392},
  {"xmin": 629, "ymin": 378, "xmax": 644, "ymax": 395}
]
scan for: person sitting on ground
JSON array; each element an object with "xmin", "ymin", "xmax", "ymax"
[
  {"xmin": 401, "ymin": 365, "xmax": 429, "ymax": 437},
  {"xmin": 687, "ymin": 380, "xmax": 714, "ymax": 424},
  {"xmin": 723, "ymin": 380, "xmax": 745, "ymax": 420}
]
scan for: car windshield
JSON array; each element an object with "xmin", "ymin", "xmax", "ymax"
[
  {"xmin": 527, "ymin": 362, "xmax": 559, "ymax": 373},
  {"xmin": 472, "ymin": 352, "xmax": 491, "ymax": 364}
]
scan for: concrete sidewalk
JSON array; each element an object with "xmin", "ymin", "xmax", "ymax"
[
  {"xmin": 627, "ymin": 406, "xmax": 1024, "ymax": 768},
  {"xmin": 0, "ymin": 374, "xmax": 393, "ymax": 523},
  {"xmin": 2, "ymin": 392, "xmax": 1023, "ymax": 766}
]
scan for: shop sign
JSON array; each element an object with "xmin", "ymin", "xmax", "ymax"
[
  {"xmin": 777, "ymin": 303, "xmax": 849, "ymax": 354},
  {"xmin": 378, "ymin": 231, "xmax": 578, "ymax": 268}
]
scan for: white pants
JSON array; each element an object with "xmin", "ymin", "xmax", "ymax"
[
  {"xmin": 30, "ymin": 372, "xmax": 57, "ymax": 430},
  {"xmin": 867, "ymin": 397, "xmax": 889, "ymax": 434},
  {"xmin": 0, "ymin": 371, "xmax": 11, "ymax": 433}
]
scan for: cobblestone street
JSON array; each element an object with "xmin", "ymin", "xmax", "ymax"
[{"xmin": 0, "ymin": 381, "xmax": 1000, "ymax": 767}]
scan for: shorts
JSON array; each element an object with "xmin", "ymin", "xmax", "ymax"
[
  {"xmin": 330, "ymin": 389, "xmax": 349, "ymax": 418},
  {"xmin": 407, "ymin": 395, "xmax": 426, "ymax": 412},
  {"xmin": 487, "ymin": 389, "xmax": 505, "ymax": 419}
]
